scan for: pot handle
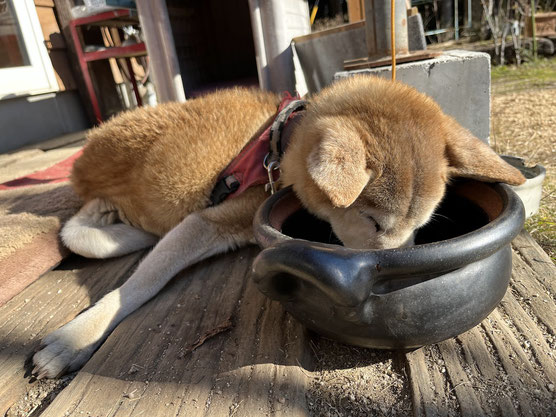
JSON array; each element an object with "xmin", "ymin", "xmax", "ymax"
[{"xmin": 252, "ymin": 240, "xmax": 376, "ymax": 307}]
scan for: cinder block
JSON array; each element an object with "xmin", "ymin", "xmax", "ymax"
[{"xmin": 335, "ymin": 50, "xmax": 491, "ymax": 143}]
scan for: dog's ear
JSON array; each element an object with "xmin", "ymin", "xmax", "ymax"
[
  {"xmin": 307, "ymin": 128, "xmax": 374, "ymax": 208},
  {"xmin": 444, "ymin": 120, "xmax": 526, "ymax": 185}
]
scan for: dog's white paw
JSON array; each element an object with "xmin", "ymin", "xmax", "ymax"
[{"xmin": 32, "ymin": 319, "xmax": 100, "ymax": 379}]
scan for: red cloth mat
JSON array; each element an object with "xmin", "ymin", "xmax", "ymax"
[
  {"xmin": 0, "ymin": 149, "xmax": 83, "ymax": 306},
  {"xmin": 0, "ymin": 150, "xmax": 82, "ymax": 190}
]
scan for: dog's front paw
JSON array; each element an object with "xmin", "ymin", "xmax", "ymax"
[{"xmin": 32, "ymin": 320, "xmax": 100, "ymax": 379}]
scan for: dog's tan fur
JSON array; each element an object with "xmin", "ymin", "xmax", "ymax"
[
  {"xmin": 71, "ymin": 88, "xmax": 280, "ymax": 236},
  {"xmin": 32, "ymin": 76, "xmax": 525, "ymax": 378}
]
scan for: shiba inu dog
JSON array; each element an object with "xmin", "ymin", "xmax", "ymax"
[{"xmin": 32, "ymin": 76, "xmax": 525, "ymax": 378}]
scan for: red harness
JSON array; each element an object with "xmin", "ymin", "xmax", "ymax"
[{"xmin": 209, "ymin": 94, "xmax": 306, "ymax": 205}]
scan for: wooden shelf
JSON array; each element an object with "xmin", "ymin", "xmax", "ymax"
[
  {"xmin": 69, "ymin": 8, "xmax": 146, "ymax": 122},
  {"xmin": 83, "ymin": 42, "xmax": 146, "ymax": 62}
]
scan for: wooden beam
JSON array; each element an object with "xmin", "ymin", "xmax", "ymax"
[
  {"xmin": 135, "ymin": 0, "xmax": 186, "ymax": 102},
  {"xmin": 347, "ymin": 0, "xmax": 365, "ymax": 22}
]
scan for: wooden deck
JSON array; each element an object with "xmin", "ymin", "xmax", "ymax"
[{"xmin": 0, "ymin": 142, "xmax": 555, "ymax": 416}]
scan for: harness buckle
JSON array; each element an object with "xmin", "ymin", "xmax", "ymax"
[{"xmin": 263, "ymin": 153, "xmax": 280, "ymax": 194}]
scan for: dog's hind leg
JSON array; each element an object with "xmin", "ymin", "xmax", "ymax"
[{"xmin": 61, "ymin": 198, "xmax": 158, "ymax": 259}]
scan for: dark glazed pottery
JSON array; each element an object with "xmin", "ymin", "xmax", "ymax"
[{"xmin": 251, "ymin": 180, "xmax": 525, "ymax": 348}]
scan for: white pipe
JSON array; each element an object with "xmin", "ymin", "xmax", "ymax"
[{"xmin": 248, "ymin": 0, "xmax": 270, "ymax": 90}]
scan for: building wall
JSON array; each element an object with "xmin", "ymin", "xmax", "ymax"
[
  {"xmin": 0, "ymin": 91, "xmax": 89, "ymax": 152},
  {"xmin": 34, "ymin": 0, "xmax": 77, "ymax": 91},
  {"xmin": 166, "ymin": 0, "xmax": 259, "ymax": 96}
]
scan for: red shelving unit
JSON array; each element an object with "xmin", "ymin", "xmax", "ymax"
[{"xmin": 69, "ymin": 9, "xmax": 147, "ymax": 122}]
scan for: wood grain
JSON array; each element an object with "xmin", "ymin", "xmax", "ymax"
[
  {"xmin": 39, "ymin": 248, "xmax": 312, "ymax": 416},
  {"xmin": 0, "ymin": 252, "xmax": 144, "ymax": 416},
  {"xmin": 1, "ymin": 229, "xmax": 554, "ymax": 416},
  {"xmin": 405, "ymin": 231, "xmax": 555, "ymax": 417}
]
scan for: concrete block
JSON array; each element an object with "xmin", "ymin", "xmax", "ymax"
[
  {"xmin": 335, "ymin": 50, "xmax": 491, "ymax": 142},
  {"xmin": 0, "ymin": 91, "xmax": 90, "ymax": 153}
]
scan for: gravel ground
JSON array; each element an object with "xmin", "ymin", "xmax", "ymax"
[{"xmin": 491, "ymin": 78, "xmax": 556, "ymax": 260}]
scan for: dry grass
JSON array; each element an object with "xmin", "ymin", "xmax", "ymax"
[{"xmin": 491, "ymin": 57, "xmax": 556, "ymax": 260}]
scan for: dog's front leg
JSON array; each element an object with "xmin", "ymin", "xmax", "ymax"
[{"xmin": 32, "ymin": 189, "xmax": 264, "ymax": 379}]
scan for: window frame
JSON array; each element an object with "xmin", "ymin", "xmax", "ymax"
[{"xmin": 0, "ymin": 0, "xmax": 59, "ymax": 99}]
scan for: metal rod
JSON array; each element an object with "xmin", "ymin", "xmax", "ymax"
[
  {"xmin": 454, "ymin": 0, "xmax": 459, "ymax": 40},
  {"xmin": 531, "ymin": 0, "xmax": 537, "ymax": 58}
]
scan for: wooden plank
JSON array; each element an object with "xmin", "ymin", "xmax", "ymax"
[
  {"xmin": 0, "ymin": 230, "xmax": 68, "ymax": 306},
  {"xmin": 457, "ymin": 328, "xmax": 518, "ymax": 417},
  {"xmin": 499, "ymin": 290, "xmax": 556, "ymax": 382},
  {"xmin": 17, "ymin": 131, "xmax": 87, "ymax": 152},
  {"xmin": 405, "ymin": 348, "xmax": 445, "ymax": 417},
  {"xmin": 40, "ymin": 247, "xmax": 312, "ymax": 416},
  {"xmin": 481, "ymin": 311, "xmax": 546, "ymax": 417},
  {"xmin": 437, "ymin": 339, "xmax": 485, "ymax": 417},
  {"xmin": 0, "ymin": 252, "xmax": 144, "ymax": 416},
  {"xmin": 509, "ymin": 252, "xmax": 556, "ymax": 335},
  {"xmin": 512, "ymin": 231, "xmax": 556, "ymax": 294},
  {"xmin": 35, "ymin": 0, "xmax": 55, "ymax": 7},
  {"xmin": 1, "ymin": 224, "xmax": 553, "ymax": 416},
  {"xmin": 344, "ymin": 51, "xmax": 442, "ymax": 70},
  {"xmin": 36, "ymin": 6, "xmax": 64, "ymax": 46}
]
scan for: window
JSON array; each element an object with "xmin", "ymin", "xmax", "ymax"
[{"xmin": 0, "ymin": 0, "xmax": 58, "ymax": 98}]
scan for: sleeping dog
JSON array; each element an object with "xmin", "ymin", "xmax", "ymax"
[{"xmin": 32, "ymin": 75, "xmax": 525, "ymax": 378}]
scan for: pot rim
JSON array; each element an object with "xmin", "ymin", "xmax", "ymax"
[{"xmin": 253, "ymin": 180, "xmax": 525, "ymax": 278}]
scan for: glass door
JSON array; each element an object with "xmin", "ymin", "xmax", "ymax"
[{"xmin": 0, "ymin": 0, "xmax": 58, "ymax": 98}]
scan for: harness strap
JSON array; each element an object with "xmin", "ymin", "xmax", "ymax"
[
  {"xmin": 209, "ymin": 95, "xmax": 306, "ymax": 206},
  {"xmin": 267, "ymin": 99, "xmax": 307, "ymax": 165}
]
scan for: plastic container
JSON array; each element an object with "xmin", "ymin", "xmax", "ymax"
[{"xmin": 501, "ymin": 155, "xmax": 546, "ymax": 219}]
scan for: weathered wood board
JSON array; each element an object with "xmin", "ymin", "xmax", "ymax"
[
  {"xmin": 0, "ymin": 252, "xmax": 144, "ymax": 416},
  {"xmin": 0, "ymin": 231, "xmax": 554, "ymax": 416}
]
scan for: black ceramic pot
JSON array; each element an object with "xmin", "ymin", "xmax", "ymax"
[{"xmin": 251, "ymin": 180, "xmax": 525, "ymax": 349}]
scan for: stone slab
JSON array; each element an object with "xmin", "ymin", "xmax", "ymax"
[{"xmin": 335, "ymin": 50, "xmax": 492, "ymax": 142}]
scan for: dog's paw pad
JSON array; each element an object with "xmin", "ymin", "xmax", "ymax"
[{"xmin": 32, "ymin": 326, "xmax": 95, "ymax": 379}]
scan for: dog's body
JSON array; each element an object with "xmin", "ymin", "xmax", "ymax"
[{"xmin": 32, "ymin": 76, "xmax": 525, "ymax": 378}]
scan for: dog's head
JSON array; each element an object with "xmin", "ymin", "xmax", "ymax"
[{"xmin": 280, "ymin": 76, "xmax": 525, "ymax": 250}]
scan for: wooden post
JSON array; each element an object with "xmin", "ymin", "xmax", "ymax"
[
  {"xmin": 347, "ymin": 0, "xmax": 365, "ymax": 22},
  {"xmin": 248, "ymin": 0, "xmax": 310, "ymax": 93},
  {"xmin": 135, "ymin": 0, "xmax": 186, "ymax": 102}
]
